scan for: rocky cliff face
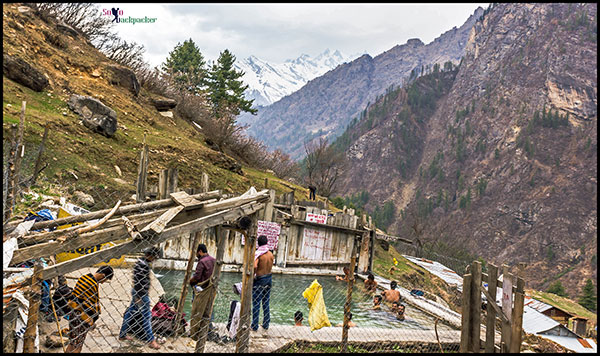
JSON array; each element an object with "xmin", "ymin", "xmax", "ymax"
[
  {"xmin": 337, "ymin": 3, "xmax": 597, "ymax": 297},
  {"xmin": 246, "ymin": 7, "xmax": 484, "ymax": 160}
]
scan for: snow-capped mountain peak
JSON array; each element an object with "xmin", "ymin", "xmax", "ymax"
[{"xmin": 235, "ymin": 49, "xmax": 360, "ymax": 107}]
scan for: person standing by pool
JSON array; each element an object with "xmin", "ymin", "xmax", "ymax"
[
  {"xmin": 336, "ymin": 266, "xmax": 350, "ymax": 281},
  {"xmin": 382, "ymin": 281, "xmax": 401, "ymax": 303},
  {"xmin": 364, "ymin": 273, "xmax": 378, "ymax": 293},
  {"xmin": 252, "ymin": 235, "xmax": 273, "ymax": 331},
  {"xmin": 119, "ymin": 246, "xmax": 162, "ymax": 349}
]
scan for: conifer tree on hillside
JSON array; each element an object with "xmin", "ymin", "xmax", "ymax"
[
  {"xmin": 578, "ymin": 279, "xmax": 597, "ymax": 312},
  {"xmin": 206, "ymin": 49, "xmax": 257, "ymax": 117},
  {"xmin": 547, "ymin": 280, "xmax": 568, "ymax": 297},
  {"xmin": 162, "ymin": 38, "xmax": 207, "ymax": 94}
]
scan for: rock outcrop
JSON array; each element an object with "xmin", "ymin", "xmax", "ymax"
[
  {"xmin": 3, "ymin": 53, "xmax": 49, "ymax": 92},
  {"xmin": 151, "ymin": 97, "xmax": 177, "ymax": 111},
  {"xmin": 107, "ymin": 64, "xmax": 140, "ymax": 96},
  {"xmin": 67, "ymin": 95, "xmax": 118, "ymax": 137}
]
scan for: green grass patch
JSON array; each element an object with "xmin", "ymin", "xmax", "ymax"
[{"xmin": 529, "ymin": 290, "xmax": 597, "ymax": 323}]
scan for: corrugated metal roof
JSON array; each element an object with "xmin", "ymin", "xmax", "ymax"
[
  {"xmin": 522, "ymin": 304, "xmax": 561, "ymax": 334},
  {"xmin": 524, "ymin": 295, "xmax": 554, "ymax": 313},
  {"xmin": 402, "ymin": 255, "xmax": 463, "ymax": 287},
  {"xmin": 537, "ymin": 335, "xmax": 597, "ymax": 353}
]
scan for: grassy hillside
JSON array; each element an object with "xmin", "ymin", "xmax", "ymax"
[
  {"xmin": 528, "ymin": 289, "xmax": 596, "ymax": 324},
  {"xmin": 3, "ymin": 3, "xmax": 313, "ymax": 217}
]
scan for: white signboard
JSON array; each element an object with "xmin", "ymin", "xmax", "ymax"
[
  {"xmin": 301, "ymin": 227, "xmax": 327, "ymax": 260},
  {"xmin": 257, "ymin": 220, "xmax": 281, "ymax": 250},
  {"xmin": 306, "ymin": 213, "xmax": 327, "ymax": 224},
  {"xmin": 502, "ymin": 275, "xmax": 513, "ymax": 321},
  {"xmin": 241, "ymin": 220, "xmax": 281, "ymax": 249}
]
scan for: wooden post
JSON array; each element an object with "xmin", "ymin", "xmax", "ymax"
[
  {"xmin": 135, "ymin": 133, "xmax": 148, "ymax": 203},
  {"xmin": 500, "ymin": 265, "xmax": 512, "ymax": 352},
  {"xmin": 174, "ymin": 229, "xmax": 203, "ymax": 335},
  {"xmin": 341, "ymin": 234, "xmax": 359, "ymax": 352},
  {"xmin": 235, "ymin": 213, "xmax": 258, "ymax": 353},
  {"xmin": 201, "ymin": 172, "xmax": 209, "ymax": 193},
  {"xmin": 4, "ymin": 124, "xmax": 18, "ymax": 221},
  {"xmin": 29, "ymin": 123, "xmax": 49, "ymax": 187},
  {"xmin": 263, "ymin": 189, "xmax": 275, "ymax": 222},
  {"xmin": 460, "ymin": 273, "xmax": 472, "ymax": 353},
  {"xmin": 23, "ymin": 260, "xmax": 41, "ymax": 353},
  {"xmin": 264, "ymin": 177, "xmax": 268, "ymax": 189},
  {"xmin": 11, "ymin": 102, "xmax": 26, "ymax": 215},
  {"xmin": 167, "ymin": 167, "xmax": 178, "ymax": 194},
  {"xmin": 509, "ymin": 270, "xmax": 525, "ymax": 352},
  {"xmin": 485, "ymin": 263, "xmax": 498, "ymax": 353},
  {"xmin": 195, "ymin": 226, "xmax": 228, "ymax": 353},
  {"xmin": 469, "ymin": 260, "xmax": 482, "ymax": 352},
  {"xmin": 158, "ymin": 169, "xmax": 168, "ymax": 199}
]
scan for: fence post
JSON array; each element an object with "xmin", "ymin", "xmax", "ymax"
[
  {"xmin": 235, "ymin": 213, "xmax": 258, "ymax": 353},
  {"xmin": 158, "ymin": 169, "xmax": 168, "ymax": 199},
  {"xmin": 460, "ymin": 273, "xmax": 472, "ymax": 352},
  {"xmin": 201, "ymin": 172, "xmax": 209, "ymax": 193},
  {"xmin": 500, "ymin": 265, "xmax": 512, "ymax": 352},
  {"xmin": 341, "ymin": 234, "xmax": 359, "ymax": 352},
  {"xmin": 195, "ymin": 226, "xmax": 228, "ymax": 353},
  {"xmin": 175, "ymin": 228, "xmax": 204, "ymax": 337},
  {"xmin": 485, "ymin": 263, "xmax": 498, "ymax": 353},
  {"xmin": 4, "ymin": 124, "xmax": 18, "ymax": 221},
  {"xmin": 167, "ymin": 167, "xmax": 178, "ymax": 195},
  {"xmin": 135, "ymin": 133, "xmax": 148, "ymax": 203},
  {"xmin": 23, "ymin": 260, "xmax": 41, "ymax": 353},
  {"xmin": 509, "ymin": 269, "xmax": 525, "ymax": 352},
  {"xmin": 469, "ymin": 260, "xmax": 482, "ymax": 352},
  {"xmin": 29, "ymin": 123, "xmax": 50, "ymax": 187}
]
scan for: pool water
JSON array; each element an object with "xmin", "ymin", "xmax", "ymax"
[{"xmin": 154, "ymin": 269, "xmax": 452, "ymax": 331}]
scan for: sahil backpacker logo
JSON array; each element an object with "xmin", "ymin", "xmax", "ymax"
[{"xmin": 102, "ymin": 7, "xmax": 157, "ymax": 24}]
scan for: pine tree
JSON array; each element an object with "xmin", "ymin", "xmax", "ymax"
[
  {"xmin": 206, "ymin": 49, "xmax": 257, "ymax": 117},
  {"xmin": 578, "ymin": 279, "xmax": 597, "ymax": 312},
  {"xmin": 547, "ymin": 280, "xmax": 568, "ymax": 297},
  {"xmin": 161, "ymin": 38, "xmax": 207, "ymax": 94}
]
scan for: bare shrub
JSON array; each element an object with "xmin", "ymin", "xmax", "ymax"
[
  {"xmin": 304, "ymin": 137, "xmax": 345, "ymax": 197},
  {"xmin": 265, "ymin": 149, "xmax": 299, "ymax": 180}
]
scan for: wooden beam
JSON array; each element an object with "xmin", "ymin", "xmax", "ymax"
[
  {"xmin": 23, "ymin": 260, "xmax": 41, "ymax": 353},
  {"xmin": 236, "ymin": 214, "xmax": 258, "ymax": 353},
  {"xmin": 482, "ymin": 272, "xmax": 518, "ymax": 293},
  {"xmin": 341, "ymin": 235, "xmax": 358, "ymax": 352},
  {"xmin": 170, "ymin": 191, "xmax": 205, "ymax": 210},
  {"xmin": 195, "ymin": 226, "xmax": 228, "ymax": 353},
  {"xmin": 509, "ymin": 276, "xmax": 525, "ymax": 353},
  {"xmin": 485, "ymin": 263, "xmax": 498, "ymax": 353},
  {"xmin": 284, "ymin": 260, "xmax": 349, "ymax": 266},
  {"xmin": 5, "ymin": 190, "xmax": 222, "ymax": 233},
  {"xmin": 459, "ymin": 273, "xmax": 472, "ymax": 353},
  {"xmin": 469, "ymin": 261, "xmax": 482, "ymax": 353},
  {"xmin": 290, "ymin": 218, "xmax": 365, "ymax": 235},
  {"xmin": 175, "ymin": 228, "xmax": 203, "ymax": 336},
  {"xmin": 500, "ymin": 265, "xmax": 512, "ymax": 352},
  {"xmin": 140, "ymin": 205, "xmax": 184, "ymax": 236},
  {"xmin": 481, "ymin": 284, "xmax": 509, "ymax": 324},
  {"xmin": 39, "ymin": 201, "xmax": 266, "ymax": 281},
  {"xmin": 136, "ymin": 134, "xmax": 148, "ymax": 203},
  {"xmin": 158, "ymin": 169, "xmax": 168, "ymax": 199}
]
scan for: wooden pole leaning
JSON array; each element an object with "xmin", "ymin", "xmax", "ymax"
[
  {"xmin": 235, "ymin": 213, "xmax": 258, "ymax": 353},
  {"xmin": 23, "ymin": 260, "xmax": 41, "ymax": 353},
  {"xmin": 341, "ymin": 234, "xmax": 359, "ymax": 352}
]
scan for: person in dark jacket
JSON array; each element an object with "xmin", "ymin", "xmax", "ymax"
[
  {"xmin": 189, "ymin": 243, "xmax": 215, "ymax": 289},
  {"xmin": 51, "ymin": 275, "xmax": 73, "ymax": 320},
  {"xmin": 119, "ymin": 246, "xmax": 162, "ymax": 349}
]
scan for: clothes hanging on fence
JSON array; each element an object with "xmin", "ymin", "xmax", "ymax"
[
  {"xmin": 227, "ymin": 300, "xmax": 241, "ymax": 338},
  {"xmin": 302, "ymin": 279, "xmax": 331, "ymax": 331}
]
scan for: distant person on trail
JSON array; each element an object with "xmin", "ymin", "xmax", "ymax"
[
  {"xmin": 373, "ymin": 295, "xmax": 383, "ymax": 310},
  {"xmin": 364, "ymin": 273, "xmax": 378, "ymax": 293},
  {"xmin": 336, "ymin": 266, "xmax": 351, "ymax": 281},
  {"xmin": 119, "ymin": 247, "xmax": 162, "ymax": 349},
  {"xmin": 308, "ymin": 185, "xmax": 317, "ymax": 200},
  {"xmin": 252, "ymin": 235, "xmax": 274, "ymax": 331},
  {"xmin": 294, "ymin": 311, "xmax": 304, "ymax": 326},
  {"xmin": 382, "ymin": 281, "xmax": 401, "ymax": 303},
  {"xmin": 65, "ymin": 266, "xmax": 114, "ymax": 353}
]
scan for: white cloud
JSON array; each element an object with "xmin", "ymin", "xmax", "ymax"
[{"xmin": 98, "ymin": 3, "xmax": 488, "ymax": 68}]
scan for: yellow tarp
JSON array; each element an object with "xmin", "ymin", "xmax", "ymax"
[{"xmin": 302, "ymin": 279, "xmax": 331, "ymax": 331}]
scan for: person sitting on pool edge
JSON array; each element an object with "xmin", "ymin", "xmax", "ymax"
[
  {"xmin": 364, "ymin": 273, "xmax": 378, "ymax": 293},
  {"xmin": 382, "ymin": 280, "xmax": 401, "ymax": 303},
  {"xmin": 336, "ymin": 312, "xmax": 356, "ymax": 328},
  {"xmin": 294, "ymin": 311, "xmax": 303, "ymax": 326},
  {"xmin": 336, "ymin": 266, "xmax": 350, "ymax": 281}
]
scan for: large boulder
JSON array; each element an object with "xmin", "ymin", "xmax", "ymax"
[
  {"xmin": 3, "ymin": 54, "xmax": 49, "ymax": 92},
  {"xmin": 151, "ymin": 97, "xmax": 177, "ymax": 111},
  {"xmin": 67, "ymin": 95, "xmax": 117, "ymax": 137},
  {"xmin": 107, "ymin": 64, "xmax": 140, "ymax": 96},
  {"xmin": 55, "ymin": 20, "xmax": 79, "ymax": 38},
  {"xmin": 73, "ymin": 191, "xmax": 95, "ymax": 207}
]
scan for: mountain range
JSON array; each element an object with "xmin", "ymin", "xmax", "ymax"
[{"xmin": 244, "ymin": 7, "xmax": 485, "ymax": 160}]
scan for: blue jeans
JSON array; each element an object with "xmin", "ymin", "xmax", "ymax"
[
  {"xmin": 40, "ymin": 280, "xmax": 51, "ymax": 314},
  {"xmin": 119, "ymin": 291, "xmax": 155, "ymax": 342},
  {"xmin": 251, "ymin": 274, "xmax": 272, "ymax": 331}
]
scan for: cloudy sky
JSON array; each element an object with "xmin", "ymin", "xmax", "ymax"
[{"xmin": 99, "ymin": 3, "xmax": 488, "ymax": 68}]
